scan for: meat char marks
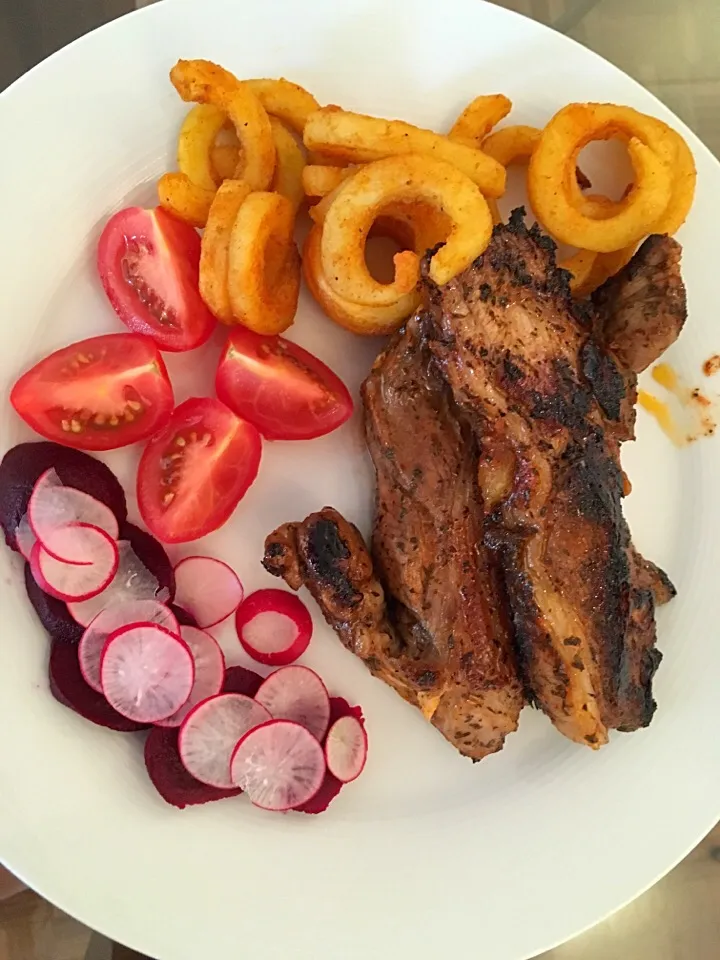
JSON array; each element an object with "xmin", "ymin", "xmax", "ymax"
[
  {"xmin": 423, "ymin": 209, "xmax": 681, "ymax": 746},
  {"xmin": 264, "ymin": 210, "xmax": 684, "ymax": 758},
  {"xmin": 264, "ymin": 317, "xmax": 524, "ymax": 760}
]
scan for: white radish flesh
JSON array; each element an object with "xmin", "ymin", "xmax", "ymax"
[
  {"xmin": 28, "ymin": 469, "xmax": 119, "ymax": 563},
  {"xmin": 30, "ymin": 526, "xmax": 119, "ymax": 601},
  {"xmin": 173, "ymin": 556, "xmax": 244, "ymax": 629},
  {"xmin": 67, "ymin": 540, "xmax": 168, "ymax": 627},
  {"xmin": 235, "ymin": 589, "xmax": 312, "ymax": 666},
  {"xmin": 79, "ymin": 600, "xmax": 180, "ymax": 693},
  {"xmin": 255, "ymin": 665, "xmax": 330, "ymax": 741},
  {"xmin": 15, "ymin": 514, "xmax": 36, "ymax": 561},
  {"xmin": 156, "ymin": 626, "xmax": 225, "ymax": 727},
  {"xmin": 100, "ymin": 622, "xmax": 194, "ymax": 723},
  {"xmin": 178, "ymin": 694, "xmax": 271, "ymax": 788},
  {"xmin": 230, "ymin": 720, "xmax": 326, "ymax": 811},
  {"xmin": 325, "ymin": 715, "xmax": 368, "ymax": 783}
]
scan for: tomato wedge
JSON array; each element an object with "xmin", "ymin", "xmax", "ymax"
[
  {"xmin": 215, "ymin": 327, "xmax": 354, "ymax": 440},
  {"xmin": 97, "ymin": 206, "xmax": 215, "ymax": 352},
  {"xmin": 137, "ymin": 397, "xmax": 262, "ymax": 543},
  {"xmin": 10, "ymin": 333, "xmax": 174, "ymax": 451}
]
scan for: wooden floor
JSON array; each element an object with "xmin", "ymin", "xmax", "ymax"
[{"xmin": 0, "ymin": 0, "xmax": 719, "ymax": 957}]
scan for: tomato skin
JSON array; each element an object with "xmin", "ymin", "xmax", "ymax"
[
  {"xmin": 215, "ymin": 327, "xmax": 354, "ymax": 440},
  {"xmin": 97, "ymin": 206, "xmax": 215, "ymax": 352},
  {"xmin": 10, "ymin": 333, "xmax": 174, "ymax": 451},
  {"xmin": 137, "ymin": 397, "xmax": 262, "ymax": 544}
]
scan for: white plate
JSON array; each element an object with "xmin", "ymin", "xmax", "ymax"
[{"xmin": 0, "ymin": 1, "xmax": 718, "ymax": 957}]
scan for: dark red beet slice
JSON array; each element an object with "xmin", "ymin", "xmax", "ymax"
[
  {"xmin": 170, "ymin": 605, "xmax": 198, "ymax": 628},
  {"xmin": 144, "ymin": 725, "xmax": 241, "ymax": 809},
  {"xmin": 222, "ymin": 664, "xmax": 263, "ymax": 697},
  {"xmin": 0, "ymin": 442, "xmax": 127, "ymax": 552},
  {"xmin": 298, "ymin": 697, "xmax": 365, "ymax": 815},
  {"xmin": 25, "ymin": 562, "xmax": 83, "ymax": 644},
  {"xmin": 48, "ymin": 639, "xmax": 148, "ymax": 731},
  {"xmin": 119, "ymin": 521, "xmax": 175, "ymax": 602}
]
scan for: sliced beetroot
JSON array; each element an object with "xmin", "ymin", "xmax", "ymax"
[
  {"xmin": 325, "ymin": 714, "xmax": 368, "ymax": 783},
  {"xmin": 255, "ymin": 665, "xmax": 330, "ymax": 741},
  {"xmin": 30, "ymin": 528, "xmax": 119, "ymax": 602},
  {"xmin": 14, "ymin": 515, "xmax": 36, "ymax": 560},
  {"xmin": 28, "ymin": 469, "xmax": 119, "ymax": 563},
  {"xmin": 156, "ymin": 626, "xmax": 225, "ymax": 728},
  {"xmin": 67, "ymin": 537, "xmax": 171, "ymax": 627},
  {"xmin": 119, "ymin": 522, "xmax": 175, "ymax": 600},
  {"xmin": 222, "ymin": 664, "xmax": 263, "ymax": 698},
  {"xmin": 79, "ymin": 600, "xmax": 180, "ymax": 692},
  {"xmin": 178, "ymin": 693, "xmax": 272, "ymax": 788},
  {"xmin": 0, "ymin": 442, "xmax": 127, "ymax": 552},
  {"xmin": 235, "ymin": 589, "xmax": 312, "ymax": 666},
  {"xmin": 170, "ymin": 604, "xmax": 198, "ymax": 628},
  {"xmin": 25, "ymin": 563, "xmax": 83, "ymax": 644},
  {"xmin": 230, "ymin": 720, "xmax": 326, "ymax": 811},
  {"xmin": 144, "ymin": 725, "xmax": 241, "ymax": 809},
  {"xmin": 48, "ymin": 639, "xmax": 148, "ymax": 731},
  {"xmin": 298, "ymin": 697, "xmax": 365, "ymax": 815},
  {"xmin": 173, "ymin": 556, "xmax": 244, "ymax": 629},
  {"xmin": 100, "ymin": 622, "xmax": 195, "ymax": 723}
]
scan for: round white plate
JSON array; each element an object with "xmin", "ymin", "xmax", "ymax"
[{"xmin": 0, "ymin": 1, "xmax": 718, "ymax": 957}]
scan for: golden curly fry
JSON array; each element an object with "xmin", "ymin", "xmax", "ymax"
[
  {"xmin": 482, "ymin": 124, "xmax": 540, "ymax": 166},
  {"xmin": 245, "ymin": 78, "xmax": 319, "ymax": 135},
  {"xmin": 374, "ymin": 200, "xmax": 451, "ymax": 254},
  {"xmin": 305, "ymin": 106, "xmax": 506, "ymax": 198},
  {"xmin": 321, "ymin": 155, "xmax": 493, "ymax": 307},
  {"xmin": 559, "ymin": 248, "xmax": 598, "ymax": 295},
  {"xmin": 652, "ymin": 126, "xmax": 696, "ymax": 235},
  {"xmin": 177, "ymin": 105, "xmax": 228, "ymax": 191},
  {"xmin": 199, "ymin": 180, "xmax": 253, "ymax": 323},
  {"xmin": 211, "ymin": 143, "xmax": 241, "ymax": 181},
  {"xmin": 157, "ymin": 172, "xmax": 215, "ymax": 227},
  {"xmin": 170, "ymin": 59, "xmax": 275, "ymax": 191},
  {"xmin": 303, "ymin": 225, "xmax": 418, "ymax": 336},
  {"xmin": 572, "ymin": 243, "xmax": 638, "ymax": 298},
  {"xmin": 449, "ymin": 94, "xmax": 512, "ymax": 147},
  {"xmin": 269, "ymin": 118, "xmax": 305, "ymax": 210},
  {"xmin": 302, "ymin": 164, "xmax": 358, "ymax": 198},
  {"xmin": 528, "ymin": 103, "xmax": 674, "ymax": 252},
  {"xmin": 227, "ymin": 192, "xmax": 300, "ymax": 334}
]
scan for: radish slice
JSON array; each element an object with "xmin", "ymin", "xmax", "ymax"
[
  {"xmin": 67, "ymin": 540, "xmax": 169, "ymax": 627},
  {"xmin": 235, "ymin": 589, "xmax": 312, "ymax": 666},
  {"xmin": 173, "ymin": 556, "xmax": 244, "ymax": 629},
  {"xmin": 144, "ymin": 726, "xmax": 241, "ymax": 809},
  {"xmin": 30, "ymin": 526, "xmax": 119, "ymax": 601},
  {"xmin": 178, "ymin": 693, "xmax": 271, "ymax": 788},
  {"xmin": 28, "ymin": 468, "xmax": 119, "ymax": 563},
  {"xmin": 100, "ymin": 622, "xmax": 194, "ymax": 723},
  {"xmin": 79, "ymin": 600, "xmax": 180, "ymax": 693},
  {"xmin": 156, "ymin": 626, "xmax": 226, "ymax": 727},
  {"xmin": 255, "ymin": 665, "xmax": 330, "ymax": 741},
  {"xmin": 14, "ymin": 514, "xmax": 36, "ymax": 561},
  {"xmin": 325, "ymin": 715, "xmax": 368, "ymax": 783},
  {"xmin": 230, "ymin": 720, "xmax": 326, "ymax": 811}
]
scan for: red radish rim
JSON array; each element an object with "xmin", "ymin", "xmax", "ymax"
[
  {"xmin": 172, "ymin": 555, "xmax": 244, "ymax": 629},
  {"xmin": 255, "ymin": 664, "xmax": 331, "ymax": 742},
  {"xmin": 78, "ymin": 601, "xmax": 180, "ymax": 693},
  {"xmin": 156, "ymin": 626, "xmax": 226, "ymax": 728},
  {"xmin": 100, "ymin": 622, "xmax": 195, "ymax": 723},
  {"xmin": 28, "ymin": 468, "xmax": 119, "ymax": 564},
  {"xmin": 324, "ymin": 714, "xmax": 369, "ymax": 783},
  {"xmin": 235, "ymin": 589, "xmax": 313, "ymax": 666},
  {"xmin": 178, "ymin": 693, "xmax": 273, "ymax": 788},
  {"xmin": 229, "ymin": 719, "xmax": 326, "ymax": 811},
  {"xmin": 30, "ymin": 525, "xmax": 119, "ymax": 601}
]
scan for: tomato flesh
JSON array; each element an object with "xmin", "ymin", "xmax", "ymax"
[
  {"xmin": 10, "ymin": 333, "xmax": 174, "ymax": 451},
  {"xmin": 97, "ymin": 206, "xmax": 215, "ymax": 352},
  {"xmin": 137, "ymin": 397, "xmax": 262, "ymax": 543},
  {"xmin": 215, "ymin": 327, "xmax": 354, "ymax": 440}
]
